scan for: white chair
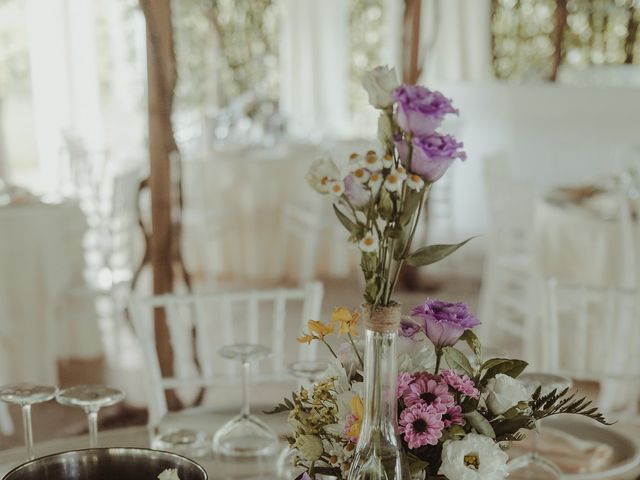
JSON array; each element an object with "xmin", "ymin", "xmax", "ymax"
[
  {"xmin": 542, "ymin": 277, "xmax": 640, "ymax": 418},
  {"xmin": 478, "ymin": 154, "xmax": 539, "ymax": 360},
  {"xmin": 0, "ymin": 340, "xmax": 14, "ymax": 435},
  {"xmin": 129, "ymin": 282, "xmax": 324, "ymax": 427}
]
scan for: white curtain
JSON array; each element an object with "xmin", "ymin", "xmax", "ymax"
[
  {"xmin": 279, "ymin": 0, "xmax": 352, "ymax": 139},
  {"xmin": 25, "ymin": 0, "xmax": 104, "ymax": 190},
  {"xmin": 421, "ymin": 0, "xmax": 492, "ymax": 83}
]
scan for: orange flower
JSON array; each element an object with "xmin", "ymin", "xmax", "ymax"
[
  {"xmin": 332, "ymin": 307, "xmax": 360, "ymax": 336},
  {"xmin": 296, "ymin": 319, "xmax": 334, "ymax": 344}
]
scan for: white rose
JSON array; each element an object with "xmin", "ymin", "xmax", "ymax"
[
  {"xmin": 485, "ymin": 373, "xmax": 531, "ymax": 415},
  {"xmin": 305, "ymin": 153, "xmax": 341, "ymax": 194},
  {"xmin": 439, "ymin": 433, "xmax": 509, "ymax": 480},
  {"xmin": 377, "ymin": 113, "xmax": 393, "ymax": 145},
  {"xmin": 362, "ymin": 66, "xmax": 399, "ymax": 109}
]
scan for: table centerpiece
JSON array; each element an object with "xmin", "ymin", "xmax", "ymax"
[{"xmin": 271, "ymin": 66, "xmax": 610, "ymax": 480}]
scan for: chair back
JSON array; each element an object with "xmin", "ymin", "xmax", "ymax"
[
  {"xmin": 542, "ymin": 277, "xmax": 640, "ymax": 414},
  {"xmin": 129, "ymin": 282, "xmax": 324, "ymax": 425}
]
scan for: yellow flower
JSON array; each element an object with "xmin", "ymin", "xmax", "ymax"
[
  {"xmin": 297, "ymin": 319, "xmax": 334, "ymax": 344},
  {"xmin": 346, "ymin": 395, "xmax": 364, "ymax": 441},
  {"xmin": 332, "ymin": 307, "xmax": 360, "ymax": 336},
  {"xmin": 297, "ymin": 334, "xmax": 315, "ymax": 344},
  {"xmin": 309, "ymin": 319, "xmax": 334, "ymax": 339}
]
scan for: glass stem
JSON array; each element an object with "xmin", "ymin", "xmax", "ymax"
[
  {"xmin": 22, "ymin": 404, "xmax": 34, "ymax": 460},
  {"xmin": 87, "ymin": 408, "xmax": 99, "ymax": 448},
  {"xmin": 241, "ymin": 360, "xmax": 251, "ymax": 417}
]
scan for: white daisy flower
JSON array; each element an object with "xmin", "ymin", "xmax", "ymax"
[
  {"xmin": 329, "ymin": 180, "xmax": 345, "ymax": 196},
  {"xmin": 396, "ymin": 165, "xmax": 408, "ymax": 180},
  {"xmin": 306, "ymin": 154, "xmax": 340, "ymax": 194},
  {"xmin": 406, "ymin": 173, "xmax": 424, "ymax": 191},
  {"xmin": 347, "ymin": 153, "xmax": 361, "ymax": 172},
  {"xmin": 352, "ymin": 168, "xmax": 370, "ymax": 184},
  {"xmin": 384, "ymin": 172, "xmax": 403, "ymax": 193},
  {"xmin": 439, "ymin": 434, "xmax": 509, "ymax": 480},
  {"xmin": 382, "ymin": 154, "xmax": 394, "ymax": 169},
  {"xmin": 359, "ymin": 231, "xmax": 378, "ymax": 253},
  {"xmin": 368, "ymin": 172, "xmax": 383, "ymax": 193},
  {"xmin": 362, "ymin": 151, "xmax": 383, "ymax": 171}
]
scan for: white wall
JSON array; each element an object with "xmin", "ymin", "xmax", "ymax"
[{"xmin": 430, "ymin": 82, "xmax": 640, "ymax": 278}]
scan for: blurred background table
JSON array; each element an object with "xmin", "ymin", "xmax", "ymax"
[{"xmin": 0, "ymin": 200, "xmax": 101, "ymax": 385}]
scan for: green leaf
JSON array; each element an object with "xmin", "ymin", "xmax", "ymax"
[
  {"xmin": 440, "ymin": 424, "xmax": 466, "ymax": 442},
  {"xmin": 481, "ymin": 358, "xmax": 512, "ymax": 371},
  {"xmin": 481, "ymin": 359, "xmax": 528, "ymax": 386},
  {"xmin": 379, "ymin": 188, "xmax": 394, "ymax": 220},
  {"xmin": 333, "ymin": 204, "xmax": 356, "ymax": 233},
  {"xmin": 460, "ymin": 330, "xmax": 481, "ymax": 363},
  {"xmin": 464, "ymin": 410, "xmax": 496, "ymax": 438},
  {"xmin": 443, "ymin": 346, "xmax": 474, "ymax": 376},
  {"xmin": 407, "ymin": 455, "xmax": 429, "ymax": 475},
  {"xmin": 393, "ymin": 225, "xmax": 411, "ymax": 260},
  {"xmin": 400, "ymin": 189, "xmax": 424, "ymax": 225},
  {"xmin": 405, "ymin": 237, "xmax": 475, "ymax": 267}
]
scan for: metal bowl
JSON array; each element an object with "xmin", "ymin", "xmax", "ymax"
[{"xmin": 2, "ymin": 448, "xmax": 208, "ymax": 480}]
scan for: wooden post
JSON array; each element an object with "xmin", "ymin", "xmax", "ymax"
[
  {"xmin": 402, "ymin": 0, "xmax": 423, "ymax": 84},
  {"xmin": 140, "ymin": 0, "xmax": 182, "ymax": 410},
  {"xmin": 549, "ymin": 0, "xmax": 568, "ymax": 82}
]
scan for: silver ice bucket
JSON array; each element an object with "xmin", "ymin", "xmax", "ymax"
[{"xmin": 2, "ymin": 448, "xmax": 207, "ymax": 480}]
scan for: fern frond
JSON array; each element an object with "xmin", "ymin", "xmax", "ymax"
[{"xmin": 530, "ymin": 387, "xmax": 613, "ymax": 425}]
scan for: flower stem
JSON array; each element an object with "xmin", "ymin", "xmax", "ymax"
[
  {"xmin": 435, "ymin": 349, "xmax": 442, "ymax": 375},
  {"xmin": 321, "ymin": 339, "xmax": 338, "ymax": 359},
  {"xmin": 348, "ymin": 333, "xmax": 364, "ymax": 370}
]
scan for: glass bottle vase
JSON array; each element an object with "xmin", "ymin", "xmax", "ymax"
[{"xmin": 348, "ymin": 303, "xmax": 409, "ymax": 480}]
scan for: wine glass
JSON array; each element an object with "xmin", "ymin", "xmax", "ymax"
[
  {"xmin": 56, "ymin": 385, "xmax": 125, "ymax": 448},
  {"xmin": 508, "ymin": 372, "xmax": 573, "ymax": 479},
  {"xmin": 212, "ymin": 344, "xmax": 278, "ymax": 457},
  {"xmin": 287, "ymin": 360, "xmax": 327, "ymax": 386},
  {"xmin": 152, "ymin": 428, "xmax": 211, "ymax": 459},
  {"xmin": 0, "ymin": 383, "xmax": 58, "ymax": 460}
]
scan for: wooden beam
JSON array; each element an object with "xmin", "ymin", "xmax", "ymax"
[
  {"xmin": 402, "ymin": 0, "xmax": 423, "ymax": 84},
  {"xmin": 139, "ymin": 0, "xmax": 182, "ymax": 410},
  {"xmin": 549, "ymin": 0, "xmax": 568, "ymax": 82}
]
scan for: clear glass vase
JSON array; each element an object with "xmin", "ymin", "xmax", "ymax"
[{"xmin": 348, "ymin": 303, "xmax": 409, "ymax": 480}]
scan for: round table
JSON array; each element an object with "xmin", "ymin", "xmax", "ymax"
[
  {"xmin": 533, "ymin": 195, "xmax": 639, "ymax": 288},
  {"xmin": 0, "ymin": 201, "xmax": 97, "ymax": 385}
]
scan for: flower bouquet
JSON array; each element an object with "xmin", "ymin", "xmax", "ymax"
[{"xmin": 271, "ymin": 67, "xmax": 609, "ymax": 480}]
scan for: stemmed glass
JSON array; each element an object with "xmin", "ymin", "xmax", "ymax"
[
  {"xmin": 0, "ymin": 384, "xmax": 58, "ymax": 460},
  {"xmin": 212, "ymin": 344, "xmax": 278, "ymax": 457},
  {"xmin": 56, "ymin": 385, "xmax": 125, "ymax": 448},
  {"xmin": 287, "ymin": 360, "xmax": 327, "ymax": 387},
  {"xmin": 508, "ymin": 372, "xmax": 573, "ymax": 479}
]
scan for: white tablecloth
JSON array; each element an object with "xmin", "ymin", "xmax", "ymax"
[
  {"xmin": 0, "ymin": 201, "xmax": 97, "ymax": 385},
  {"xmin": 533, "ymin": 197, "xmax": 640, "ymax": 410},
  {"xmin": 181, "ymin": 141, "xmax": 333, "ymax": 282},
  {"xmin": 533, "ymin": 197, "xmax": 638, "ymax": 288}
]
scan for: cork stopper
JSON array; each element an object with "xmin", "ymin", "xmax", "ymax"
[{"xmin": 363, "ymin": 303, "xmax": 402, "ymax": 333}]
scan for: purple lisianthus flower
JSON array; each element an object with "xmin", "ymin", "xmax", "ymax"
[
  {"xmin": 393, "ymin": 85, "xmax": 458, "ymax": 136},
  {"xmin": 395, "ymin": 133, "xmax": 466, "ymax": 183},
  {"xmin": 399, "ymin": 318, "xmax": 422, "ymax": 339},
  {"xmin": 343, "ymin": 173, "xmax": 371, "ymax": 209},
  {"xmin": 411, "ymin": 299, "xmax": 480, "ymax": 350}
]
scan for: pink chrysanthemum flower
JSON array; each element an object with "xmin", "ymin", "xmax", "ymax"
[
  {"xmin": 442, "ymin": 369, "xmax": 480, "ymax": 399},
  {"xmin": 397, "ymin": 372, "xmax": 414, "ymax": 398},
  {"xmin": 399, "ymin": 404, "xmax": 445, "ymax": 449},
  {"xmin": 442, "ymin": 404, "xmax": 465, "ymax": 428},
  {"xmin": 403, "ymin": 376, "xmax": 454, "ymax": 412}
]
